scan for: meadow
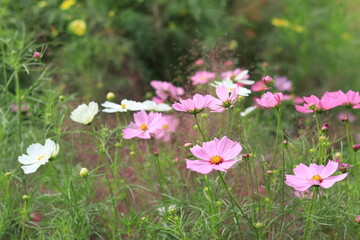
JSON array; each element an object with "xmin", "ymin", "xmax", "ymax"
[{"xmin": 1, "ymin": 0, "xmax": 360, "ymax": 239}]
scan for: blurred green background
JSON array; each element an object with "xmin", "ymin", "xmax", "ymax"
[{"xmin": 1, "ymin": 0, "xmax": 359, "ymax": 100}]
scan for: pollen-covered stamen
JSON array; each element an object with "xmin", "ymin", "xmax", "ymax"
[
  {"xmin": 37, "ymin": 155, "xmax": 46, "ymax": 161},
  {"xmin": 311, "ymin": 175, "xmax": 323, "ymax": 182},
  {"xmin": 139, "ymin": 124, "xmax": 148, "ymax": 131},
  {"xmin": 210, "ymin": 155, "xmax": 223, "ymax": 165},
  {"xmin": 162, "ymin": 124, "xmax": 169, "ymax": 130},
  {"xmin": 121, "ymin": 104, "xmax": 126, "ymax": 109}
]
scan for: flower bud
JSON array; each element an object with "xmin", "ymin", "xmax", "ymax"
[
  {"xmin": 254, "ymin": 222, "xmax": 263, "ymax": 228},
  {"xmin": 106, "ymin": 92, "xmax": 115, "ymax": 101},
  {"xmin": 33, "ymin": 51, "xmax": 42, "ymax": 59},
  {"xmin": 130, "ymin": 151, "xmax": 136, "ymax": 156},
  {"xmin": 183, "ymin": 142, "xmax": 192, "ymax": 149},
  {"xmin": 321, "ymin": 123, "xmax": 329, "ymax": 132},
  {"xmin": 22, "ymin": 195, "xmax": 30, "ymax": 200},
  {"xmin": 80, "ymin": 168, "xmax": 89, "ymax": 178},
  {"xmin": 216, "ymin": 200, "xmax": 223, "ymax": 206},
  {"xmin": 200, "ymin": 113, "xmax": 208, "ymax": 118},
  {"xmin": 59, "ymin": 95, "xmax": 65, "ymax": 102},
  {"xmin": 334, "ymin": 152, "xmax": 342, "ymax": 159},
  {"xmin": 261, "ymin": 75, "xmax": 274, "ymax": 86},
  {"xmin": 4, "ymin": 172, "xmax": 12, "ymax": 177},
  {"xmin": 30, "ymin": 212, "xmax": 42, "ymax": 222},
  {"xmin": 266, "ymin": 170, "xmax": 274, "ymax": 175},
  {"xmin": 338, "ymin": 163, "xmax": 352, "ymax": 173},
  {"xmin": 283, "ymin": 140, "xmax": 288, "ymax": 148},
  {"xmin": 352, "ymin": 144, "xmax": 360, "ymax": 152},
  {"xmin": 195, "ymin": 58, "xmax": 204, "ymax": 66},
  {"xmin": 355, "ymin": 215, "xmax": 360, "ymax": 224},
  {"xmin": 242, "ymin": 153, "xmax": 250, "ymax": 159},
  {"xmin": 153, "ymin": 149, "xmax": 160, "ymax": 156}
]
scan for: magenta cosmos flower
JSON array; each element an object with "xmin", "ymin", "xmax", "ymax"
[
  {"xmin": 172, "ymin": 94, "xmax": 214, "ymax": 114},
  {"xmin": 324, "ymin": 90, "xmax": 360, "ymax": 109},
  {"xmin": 186, "ymin": 136, "xmax": 242, "ymax": 174},
  {"xmin": 295, "ymin": 94, "xmax": 338, "ymax": 113},
  {"xmin": 122, "ymin": 110, "xmax": 163, "ymax": 139},
  {"xmin": 190, "ymin": 71, "xmax": 216, "ymax": 85},
  {"xmin": 285, "ymin": 160, "xmax": 347, "ymax": 191},
  {"xmin": 150, "ymin": 80, "xmax": 185, "ymax": 102},
  {"xmin": 256, "ymin": 92, "xmax": 284, "ymax": 108},
  {"xmin": 209, "ymin": 85, "xmax": 238, "ymax": 112}
]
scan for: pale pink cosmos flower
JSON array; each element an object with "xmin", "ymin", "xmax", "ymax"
[
  {"xmin": 186, "ymin": 136, "xmax": 242, "ymax": 174},
  {"xmin": 285, "ymin": 160, "xmax": 348, "ymax": 191},
  {"xmin": 251, "ymin": 81, "xmax": 270, "ymax": 92},
  {"xmin": 150, "ymin": 80, "xmax": 185, "ymax": 102},
  {"xmin": 155, "ymin": 115, "xmax": 179, "ymax": 142},
  {"xmin": 172, "ymin": 94, "xmax": 214, "ymax": 114},
  {"xmin": 190, "ymin": 71, "xmax": 216, "ymax": 85},
  {"xmin": 221, "ymin": 68, "xmax": 245, "ymax": 80},
  {"xmin": 295, "ymin": 94, "xmax": 338, "ymax": 113},
  {"xmin": 256, "ymin": 92, "xmax": 284, "ymax": 108},
  {"xmin": 221, "ymin": 69, "xmax": 254, "ymax": 87},
  {"xmin": 337, "ymin": 112, "xmax": 356, "ymax": 122},
  {"xmin": 274, "ymin": 76, "xmax": 293, "ymax": 92},
  {"xmin": 324, "ymin": 90, "xmax": 360, "ymax": 108},
  {"xmin": 209, "ymin": 85, "xmax": 238, "ymax": 112},
  {"xmin": 122, "ymin": 110, "xmax": 163, "ymax": 139}
]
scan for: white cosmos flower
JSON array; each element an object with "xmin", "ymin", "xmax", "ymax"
[
  {"xmin": 102, "ymin": 99, "xmax": 144, "ymax": 113},
  {"xmin": 157, "ymin": 204, "xmax": 176, "ymax": 216},
  {"xmin": 19, "ymin": 139, "xmax": 59, "ymax": 174},
  {"xmin": 142, "ymin": 100, "xmax": 172, "ymax": 112},
  {"xmin": 240, "ymin": 106, "xmax": 257, "ymax": 117},
  {"xmin": 70, "ymin": 101, "xmax": 99, "ymax": 125},
  {"xmin": 211, "ymin": 80, "xmax": 251, "ymax": 96}
]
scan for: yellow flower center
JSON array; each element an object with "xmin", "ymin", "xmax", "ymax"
[
  {"xmin": 140, "ymin": 124, "xmax": 148, "ymax": 131},
  {"xmin": 162, "ymin": 124, "xmax": 169, "ymax": 130},
  {"xmin": 228, "ymin": 88, "xmax": 233, "ymax": 91},
  {"xmin": 311, "ymin": 175, "xmax": 322, "ymax": 181},
  {"xmin": 121, "ymin": 104, "xmax": 126, "ymax": 109},
  {"xmin": 38, "ymin": 155, "xmax": 46, "ymax": 161},
  {"xmin": 210, "ymin": 155, "xmax": 223, "ymax": 164}
]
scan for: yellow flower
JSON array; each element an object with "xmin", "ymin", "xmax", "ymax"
[
  {"xmin": 68, "ymin": 20, "xmax": 87, "ymax": 36},
  {"xmin": 271, "ymin": 18, "xmax": 290, "ymax": 28},
  {"xmin": 60, "ymin": 0, "xmax": 76, "ymax": 10}
]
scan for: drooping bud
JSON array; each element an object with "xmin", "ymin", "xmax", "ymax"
[
  {"xmin": 80, "ymin": 168, "xmax": 89, "ymax": 178},
  {"xmin": 106, "ymin": 92, "xmax": 115, "ymax": 101}
]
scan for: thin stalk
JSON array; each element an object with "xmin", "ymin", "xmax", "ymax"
[
  {"xmin": 0, "ymin": 176, "xmax": 11, "ymax": 235},
  {"xmin": 218, "ymin": 172, "xmax": 259, "ymax": 238},
  {"xmin": 269, "ymin": 108, "xmax": 281, "ymax": 168},
  {"xmin": 14, "ymin": 69, "xmax": 22, "ymax": 149},
  {"xmin": 194, "ymin": 113, "xmax": 206, "ymax": 142},
  {"xmin": 20, "ymin": 197, "xmax": 28, "ymax": 240},
  {"xmin": 246, "ymin": 161, "xmax": 257, "ymax": 222},
  {"xmin": 303, "ymin": 187, "xmax": 318, "ymax": 240}
]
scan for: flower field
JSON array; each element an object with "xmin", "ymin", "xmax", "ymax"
[{"xmin": 1, "ymin": 0, "xmax": 360, "ymax": 239}]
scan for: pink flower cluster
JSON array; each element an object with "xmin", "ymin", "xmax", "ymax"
[
  {"xmin": 150, "ymin": 80, "xmax": 185, "ymax": 103},
  {"xmin": 122, "ymin": 110, "xmax": 178, "ymax": 142},
  {"xmin": 295, "ymin": 90, "xmax": 360, "ymax": 113}
]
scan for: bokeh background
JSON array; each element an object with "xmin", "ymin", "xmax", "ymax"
[{"xmin": 2, "ymin": 0, "xmax": 360, "ymax": 99}]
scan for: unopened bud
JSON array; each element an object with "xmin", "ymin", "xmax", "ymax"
[
  {"xmin": 80, "ymin": 168, "xmax": 89, "ymax": 178},
  {"xmin": 22, "ymin": 195, "xmax": 30, "ymax": 200},
  {"xmin": 261, "ymin": 75, "xmax": 274, "ymax": 86},
  {"xmin": 200, "ymin": 113, "xmax": 208, "ymax": 118},
  {"xmin": 59, "ymin": 95, "xmax": 65, "ymax": 102},
  {"xmin": 321, "ymin": 123, "xmax": 329, "ymax": 132},
  {"xmin": 352, "ymin": 144, "xmax": 360, "ymax": 152},
  {"xmin": 334, "ymin": 152, "xmax": 342, "ymax": 159},
  {"xmin": 130, "ymin": 151, "xmax": 135, "ymax": 156},
  {"xmin": 153, "ymin": 149, "xmax": 160, "ymax": 156},
  {"xmin": 30, "ymin": 213, "xmax": 42, "ymax": 222},
  {"xmin": 283, "ymin": 140, "xmax": 288, "ymax": 147},
  {"xmin": 33, "ymin": 51, "xmax": 42, "ymax": 59},
  {"xmin": 242, "ymin": 153, "xmax": 250, "ymax": 159},
  {"xmin": 266, "ymin": 170, "xmax": 274, "ymax": 175},
  {"xmin": 216, "ymin": 200, "xmax": 223, "ymax": 206},
  {"xmin": 4, "ymin": 172, "xmax": 12, "ymax": 177},
  {"xmin": 183, "ymin": 142, "xmax": 192, "ymax": 149},
  {"xmin": 254, "ymin": 222, "xmax": 263, "ymax": 228},
  {"xmin": 106, "ymin": 92, "xmax": 115, "ymax": 101},
  {"xmin": 355, "ymin": 215, "xmax": 360, "ymax": 224},
  {"xmin": 338, "ymin": 163, "xmax": 352, "ymax": 173}
]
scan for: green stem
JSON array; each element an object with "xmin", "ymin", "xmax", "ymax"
[
  {"xmin": 194, "ymin": 113, "xmax": 206, "ymax": 142},
  {"xmin": 270, "ymin": 108, "xmax": 281, "ymax": 168},
  {"xmin": 14, "ymin": 69, "xmax": 22, "ymax": 150},
  {"xmin": 217, "ymin": 171, "xmax": 259, "ymax": 238},
  {"xmin": 0, "ymin": 177, "xmax": 11, "ymax": 236},
  {"xmin": 303, "ymin": 188, "xmax": 318, "ymax": 240},
  {"xmin": 21, "ymin": 197, "xmax": 28, "ymax": 240}
]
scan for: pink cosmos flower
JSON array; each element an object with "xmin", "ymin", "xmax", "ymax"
[
  {"xmin": 221, "ymin": 68, "xmax": 244, "ymax": 80},
  {"xmin": 324, "ymin": 90, "xmax": 360, "ymax": 108},
  {"xmin": 274, "ymin": 76, "xmax": 293, "ymax": 92},
  {"xmin": 337, "ymin": 112, "xmax": 356, "ymax": 122},
  {"xmin": 172, "ymin": 94, "xmax": 214, "ymax": 114},
  {"xmin": 256, "ymin": 92, "xmax": 284, "ymax": 108},
  {"xmin": 209, "ymin": 85, "xmax": 238, "ymax": 112},
  {"xmin": 150, "ymin": 80, "xmax": 185, "ymax": 102},
  {"xmin": 251, "ymin": 81, "xmax": 270, "ymax": 92},
  {"xmin": 285, "ymin": 161, "xmax": 348, "ymax": 191},
  {"xmin": 122, "ymin": 110, "xmax": 163, "ymax": 139},
  {"xmin": 190, "ymin": 71, "xmax": 216, "ymax": 85},
  {"xmin": 186, "ymin": 136, "xmax": 242, "ymax": 174},
  {"xmin": 295, "ymin": 94, "xmax": 338, "ymax": 113},
  {"xmin": 221, "ymin": 68, "xmax": 253, "ymax": 87},
  {"xmin": 155, "ymin": 115, "xmax": 179, "ymax": 142}
]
